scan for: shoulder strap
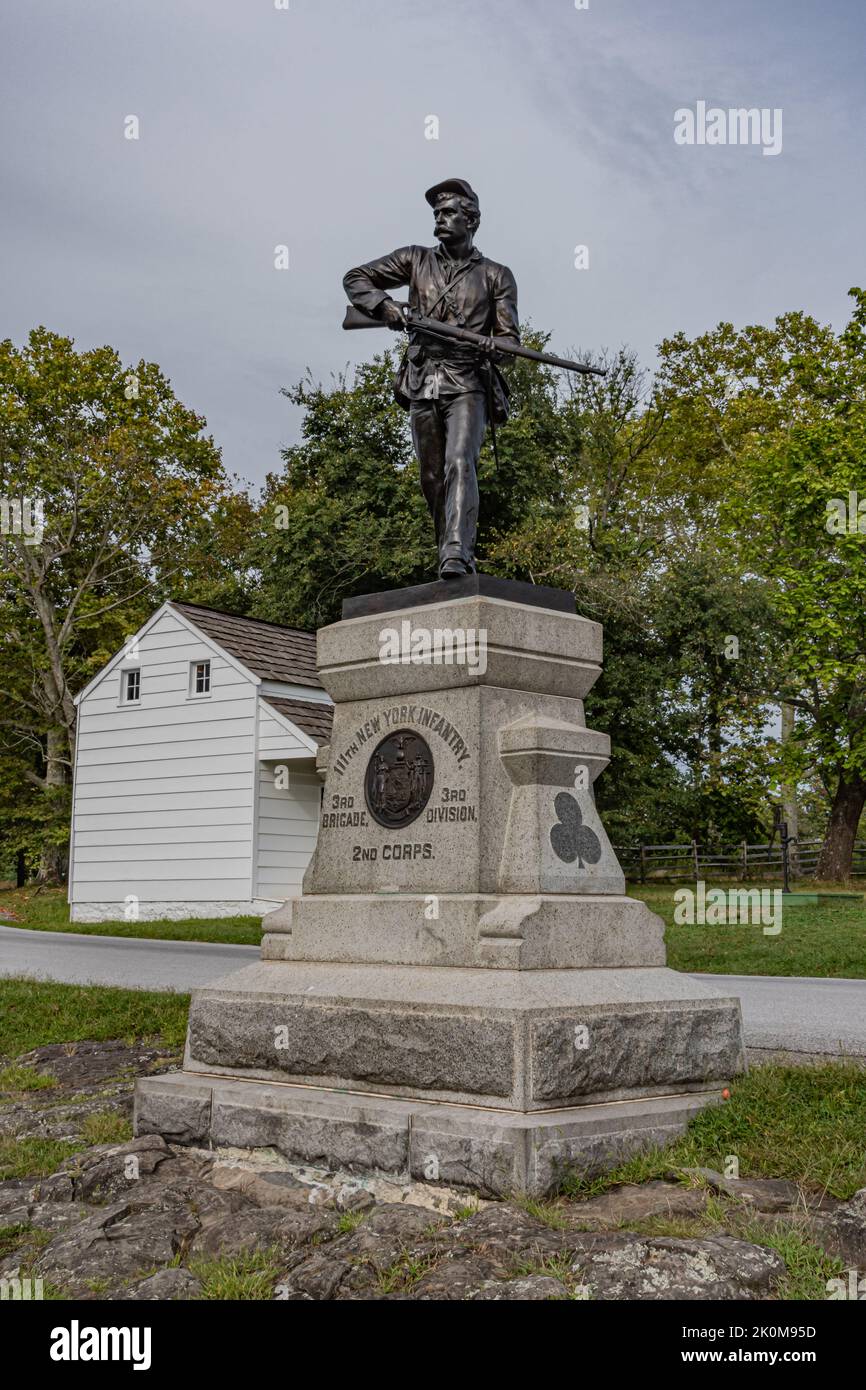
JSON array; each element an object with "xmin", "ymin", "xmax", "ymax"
[{"xmin": 423, "ymin": 257, "xmax": 477, "ymax": 320}]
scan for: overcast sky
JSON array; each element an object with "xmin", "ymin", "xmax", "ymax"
[{"xmin": 2, "ymin": 0, "xmax": 863, "ymax": 491}]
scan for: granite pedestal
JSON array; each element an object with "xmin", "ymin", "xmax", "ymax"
[{"xmin": 135, "ymin": 578, "xmax": 746, "ymax": 1196}]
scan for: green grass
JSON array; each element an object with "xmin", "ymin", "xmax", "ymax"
[
  {"xmin": 0, "ymin": 980, "xmax": 185, "ymax": 1186},
  {"xmin": 630, "ymin": 883, "xmax": 866, "ymax": 978},
  {"xmin": 189, "ymin": 1247, "xmax": 284, "ymax": 1300},
  {"xmin": 376, "ymin": 1250, "xmax": 438, "ymax": 1294},
  {"xmin": 560, "ymin": 1061, "xmax": 866, "ymax": 1201},
  {"xmin": 737, "ymin": 1219, "xmax": 843, "ymax": 1301},
  {"xmin": 509, "ymin": 1251, "xmax": 580, "ymax": 1295},
  {"xmin": 451, "ymin": 1200, "xmax": 481, "ymax": 1222},
  {"xmin": 83, "ymin": 1277, "xmax": 113, "ymax": 1295},
  {"xmin": 0, "ymin": 1063, "xmax": 57, "ymax": 1094},
  {"xmin": 0, "ymin": 886, "xmax": 262, "ymax": 945},
  {"xmin": 79, "ymin": 1110, "xmax": 133, "ymax": 1146},
  {"xmin": 0, "ymin": 1224, "xmax": 62, "ymax": 1295},
  {"xmin": 513, "ymin": 1196, "xmax": 570, "ymax": 1229},
  {"xmin": 336, "ymin": 1209, "xmax": 368, "ymax": 1234},
  {"xmin": 0, "ymin": 977, "xmax": 190, "ymax": 1057},
  {"xmin": 0, "ymin": 1136, "xmax": 85, "ymax": 1181},
  {"xmin": 0, "ymin": 1223, "xmax": 53, "ymax": 1262}
]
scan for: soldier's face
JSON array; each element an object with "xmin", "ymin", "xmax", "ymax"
[{"xmin": 434, "ymin": 197, "xmax": 470, "ymax": 243}]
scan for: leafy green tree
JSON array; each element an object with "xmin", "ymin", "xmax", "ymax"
[
  {"xmin": 247, "ymin": 358, "xmax": 427, "ymax": 629},
  {"xmin": 731, "ymin": 407, "xmax": 866, "ymax": 878},
  {"xmin": 651, "ymin": 552, "xmax": 779, "ymax": 844},
  {"xmin": 0, "ymin": 750, "xmax": 47, "ymax": 883},
  {"xmin": 658, "ymin": 289, "xmax": 866, "ymax": 878},
  {"xmin": 0, "ymin": 327, "xmax": 237, "ymax": 880}
]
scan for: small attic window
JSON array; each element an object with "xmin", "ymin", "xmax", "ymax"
[
  {"xmin": 190, "ymin": 659, "xmax": 211, "ymax": 696},
  {"xmin": 122, "ymin": 669, "xmax": 141, "ymax": 703}
]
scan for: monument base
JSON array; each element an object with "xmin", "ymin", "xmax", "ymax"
[
  {"xmin": 135, "ymin": 1072, "xmax": 726, "ymax": 1198},
  {"xmin": 135, "ymin": 955, "xmax": 742, "ymax": 1195},
  {"xmin": 133, "ymin": 579, "xmax": 746, "ymax": 1196},
  {"xmin": 167, "ymin": 960, "xmax": 743, "ymax": 1109}
]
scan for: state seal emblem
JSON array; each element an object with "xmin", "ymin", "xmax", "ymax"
[{"xmin": 364, "ymin": 730, "xmax": 434, "ymax": 828}]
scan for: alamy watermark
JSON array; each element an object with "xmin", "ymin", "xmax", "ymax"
[
  {"xmin": 826, "ymin": 1268, "xmax": 866, "ymax": 1300},
  {"xmin": 674, "ymin": 102, "xmax": 782, "ymax": 157},
  {"xmin": 0, "ymin": 496, "xmax": 43, "ymax": 546},
  {"xmin": 378, "ymin": 620, "xmax": 487, "ymax": 676},
  {"xmin": 0, "ymin": 1275, "xmax": 44, "ymax": 1300},
  {"xmin": 50, "ymin": 1323, "xmax": 151, "ymax": 1370},
  {"xmin": 673, "ymin": 883, "xmax": 782, "ymax": 935},
  {"xmin": 826, "ymin": 491, "xmax": 865, "ymax": 534}
]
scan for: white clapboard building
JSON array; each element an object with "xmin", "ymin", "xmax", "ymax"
[{"xmin": 68, "ymin": 601, "xmax": 333, "ymax": 922}]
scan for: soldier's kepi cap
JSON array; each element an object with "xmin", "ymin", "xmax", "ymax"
[{"xmin": 425, "ymin": 178, "xmax": 479, "ymax": 209}]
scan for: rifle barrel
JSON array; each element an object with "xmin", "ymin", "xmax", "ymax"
[
  {"xmin": 408, "ymin": 315, "xmax": 604, "ymax": 376},
  {"xmin": 342, "ymin": 304, "xmax": 605, "ymax": 376}
]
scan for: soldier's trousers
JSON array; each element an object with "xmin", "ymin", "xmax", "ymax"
[{"xmin": 410, "ymin": 391, "xmax": 487, "ymax": 574}]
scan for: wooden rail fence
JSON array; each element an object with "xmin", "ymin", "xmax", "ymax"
[{"xmin": 613, "ymin": 839, "xmax": 866, "ymax": 882}]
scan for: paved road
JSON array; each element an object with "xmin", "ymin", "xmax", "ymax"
[
  {"xmin": 0, "ymin": 925, "xmax": 258, "ymax": 993},
  {"xmin": 700, "ymin": 972, "xmax": 866, "ymax": 1057},
  {"xmin": 2, "ymin": 926, "xmax": 865, "ymax": 1056}
]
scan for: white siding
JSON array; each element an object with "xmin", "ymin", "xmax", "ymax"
[
  {"xmin": 70, "ymin": 609, "xmax": 258, "ymax": 907},
  {"xmin": 255, "ymin": 761, "xmax": 321, "ymax": 899},
  {"xmin": 257, "ymin": 704, "xmax": 313, "ymax": 759}
]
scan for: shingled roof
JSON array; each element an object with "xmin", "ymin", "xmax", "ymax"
[
  {"xmin": 262, "ymin": 696, "xmax": 334, "ymax": 744},
  {"xmin": 170, "ymin": 601, "xmax": 322, "ymax": 688}
]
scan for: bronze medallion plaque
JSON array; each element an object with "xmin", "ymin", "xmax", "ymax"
[{"xmin": 364, "ymin": 730, "xmax": 434, "ymax": 828}]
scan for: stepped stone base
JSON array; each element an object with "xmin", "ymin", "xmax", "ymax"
[
  {"xmin": 172, "ymin": 960, "xmax": 744, "ymax": 1113},
  {"xmin": 135, "ymin": 1073, "xmax": 727, "ymax": 1197},
  {"xmin": 134, "ymin": 955, "xmax": 743, "ymax": 1193}
]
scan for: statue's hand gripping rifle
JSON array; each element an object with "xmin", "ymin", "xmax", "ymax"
[{"xmin": 342, "ymin": 302, "xmax": 606, "ymax": 377}]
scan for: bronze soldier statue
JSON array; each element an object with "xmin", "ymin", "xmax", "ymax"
[{"xmin": 343, "ymin": 179, "xmax": 519, "ymax": 579}]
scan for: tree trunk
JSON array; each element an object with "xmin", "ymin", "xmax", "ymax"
[
  {"xmin": 815, "ymin": 770, "xmax": 866, "ymax": 883},
  {"xmin": 39, "ymin": 843, "xmax": 68, "ymax": 885},
  {"xmin": 780, "ymin": 702, "xmax": 800, "ymax": 876},
  {"xmin": 38, "ymin": 725, "xmax": 69, "ymax": 885}
]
